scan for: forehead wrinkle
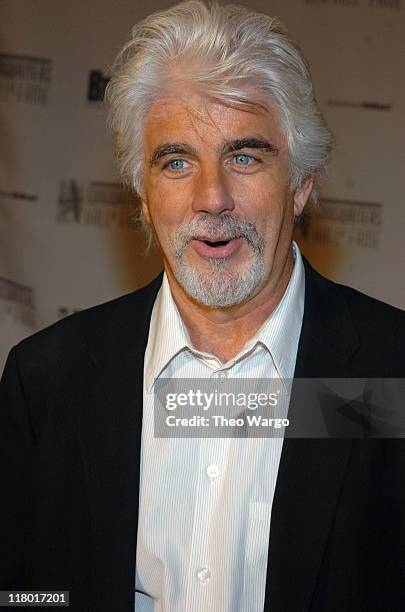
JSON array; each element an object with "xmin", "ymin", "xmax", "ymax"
[
  {"xmin": 180, "ymin": 98, "xmax": 228, "ymax": 149},
  {"xmin": 145, "ymin": 94, "xmax": 285, "ymax": 164},
  {"xmin": 145, "ymin": 96, "xmax": 220, "ymax": 154},
  {"xmin": 179, "ymin": 97, "xmax": 283, "ymax": 155}
]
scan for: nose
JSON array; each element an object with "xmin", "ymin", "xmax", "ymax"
[{"xmin": 192, "ymin": 164, "xmax": 235, "ymax": 215}]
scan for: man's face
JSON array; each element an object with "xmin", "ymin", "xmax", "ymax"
[{"xmin": 141, "ymin": 91, "xmax": 312, "ymax": 308}]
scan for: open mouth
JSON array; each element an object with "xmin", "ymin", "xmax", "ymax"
[
  {"xmin": 202, "ymin": 239, "xmax": 232, "ymax": 247},
  {"xmin": 191, "ymin": 236, "xmax": 243, "ymax": 259}
]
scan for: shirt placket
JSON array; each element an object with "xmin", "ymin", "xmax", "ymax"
[{"xmin": 183, "ymin": 370, "xmax": 232, "ymax": 612}]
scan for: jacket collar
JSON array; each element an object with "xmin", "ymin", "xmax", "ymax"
[
  {"xmin": 76, "ymin": 274, "xmax": 162, "ymax": 609},
  {"xmin": 264, "ymin": 257, "xmax": 359, "ymax": 611},
  {"xmin": 295, "ymin": 257, "xmax": 359, "ymax": 378}
]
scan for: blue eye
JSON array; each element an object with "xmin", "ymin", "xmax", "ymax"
[
  {"xmin": 168, "ymin": 159, "xmax": 186, "ymax": 170},
  {"xmin": 234, "ymin": 154, "xmax": 254, "ymax": 165}
]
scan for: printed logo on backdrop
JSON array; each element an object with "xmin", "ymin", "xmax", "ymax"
[
  {"xmin": 304, "ymin": 0, "xmax": 361, "ymax": 6},
  {"xmin": 294, "ymin": 197, "xmax": 383, "ymax": 250},
  {"xmin": 327, "ymin": 100, "xmax": 391, "ymax": 111},
  {"xmin": 57, "ymin": 180, "xmax": 84, "ymax": 223},
  {"xmin": 0, "ymin": 277, "xmax": 35, "ymax": 327},
  {"xmin": 0, "ymin": 190, "xmax": 38, "ymax": 203},
  {"xmin": 87, "ymin": 70, "xmax": 110, "ymax": 102},
  {"xmin": 57, "ymin": 180, "xmax": 138, "ymax": 229},
  {"xmin": 0, "ymin": 53, "xmax": 52, "ymax": 106},
  {"xmin": 304, "ymin": 0, "xmax": 402, "ymax": 7}
]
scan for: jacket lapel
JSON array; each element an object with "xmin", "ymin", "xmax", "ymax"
[
  {"xmin": 264, "ymin": 259, "xmax": 359, "ymax": 611},
  {"xmin": 77, "ymin": 274, "xmax": 162, "ymax": 611}
]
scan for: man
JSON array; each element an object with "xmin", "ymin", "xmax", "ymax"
[{"xmin": 1, "ymin": 1, "xmax": 404, "ymax": 611}]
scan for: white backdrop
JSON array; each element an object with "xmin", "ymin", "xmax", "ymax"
[{"xmin": 1, "ymin": 0, "xmax": 404, "ymax": 371}]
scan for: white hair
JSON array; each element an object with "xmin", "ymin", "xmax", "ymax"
[{"xmin": 105, "ymin": 0, "xmax": 332, "ymax": 217}]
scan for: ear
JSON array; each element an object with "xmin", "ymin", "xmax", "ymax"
[
  {"xmin": 140, "ymin": 195, "xmax": 151, "ymax": 224},
  {"xmin": 293, "ymin": 176, "xmax": 314, "ymax": 217}
]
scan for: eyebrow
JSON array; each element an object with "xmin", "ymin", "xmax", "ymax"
[
  {"xmin": 220, "ymin": 138, "xmax": 278, "ymax": 156},
  {"xmin": 149, "ymin": 137, "xmax": 278, "ymax": 166}
]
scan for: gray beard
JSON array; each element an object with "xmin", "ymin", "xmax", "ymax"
[{"xmin": 168, "ymin": 213, "xmax": 266, "ymax": 308}]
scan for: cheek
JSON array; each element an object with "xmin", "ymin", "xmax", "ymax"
[
  {"xmin": 147, "ymin": 180, "xmax": 193, "ymax": 228},
  {"xmin": 146, "ymin": 187, "xmax": 188, "ymax": 234},
  {"xmin": 234, "ymin": 177, "xmax": 289, "ymax": 222}
]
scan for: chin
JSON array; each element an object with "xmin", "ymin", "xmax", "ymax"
[{"xmin": 173, "ymin": 258, "xmax": 265, "ymax": 308}]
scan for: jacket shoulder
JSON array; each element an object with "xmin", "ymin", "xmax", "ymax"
[
  {"xmin": 337, "ymin": 280, "xmax": 404, "ymax": 318},
  {"xmin": 308, "ymin": 260, "xmax": 404, "ymax": 321},
  {"xmin": 307, "ymin": 262, "xmax": 405, "ymax": 371},
  {"xmin": 9, "ymin": 272, "xmax": 163, "ymax": 374}
]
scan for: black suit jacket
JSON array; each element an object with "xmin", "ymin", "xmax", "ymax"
[{"xmin": 0, "ymin": 258, "xmax": 404, "ymax": 611}]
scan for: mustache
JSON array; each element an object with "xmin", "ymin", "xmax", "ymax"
[{"xmin": 171, "ymin": 213, "xmax": 264, "ymax": 257}]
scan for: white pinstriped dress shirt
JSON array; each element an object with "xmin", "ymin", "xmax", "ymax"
[{"xmin": 135, "ymin": 242, "xmax": 305, "ymax": 612}]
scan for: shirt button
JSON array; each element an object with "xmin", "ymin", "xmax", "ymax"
[
  {"xmin": 218, "ymin": 371, "xmax": 228, "ymax": 378},
  {"xmin": 197, "ymin": 567, "xmax": 211, "ymax": 583},
  {"xmin": 206, "ymin": 464, "xmax": 220, "ymax": 479}
]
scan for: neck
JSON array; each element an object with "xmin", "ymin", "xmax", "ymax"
[{"xmin": 165, "ymin": 246, "xmax": 294, "ymax": 363}]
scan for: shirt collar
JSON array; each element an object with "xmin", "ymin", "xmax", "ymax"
[
  {"xmin": 144, "ymin": 241, "xmax": 305, "ymax": 391},
  {"xmin": 251, "ymin": 241, "xmax": 304, "ymax": 379},
  {"xmin": 144, "ymin": 272, "xmax": 191, "ymax": 392}
]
